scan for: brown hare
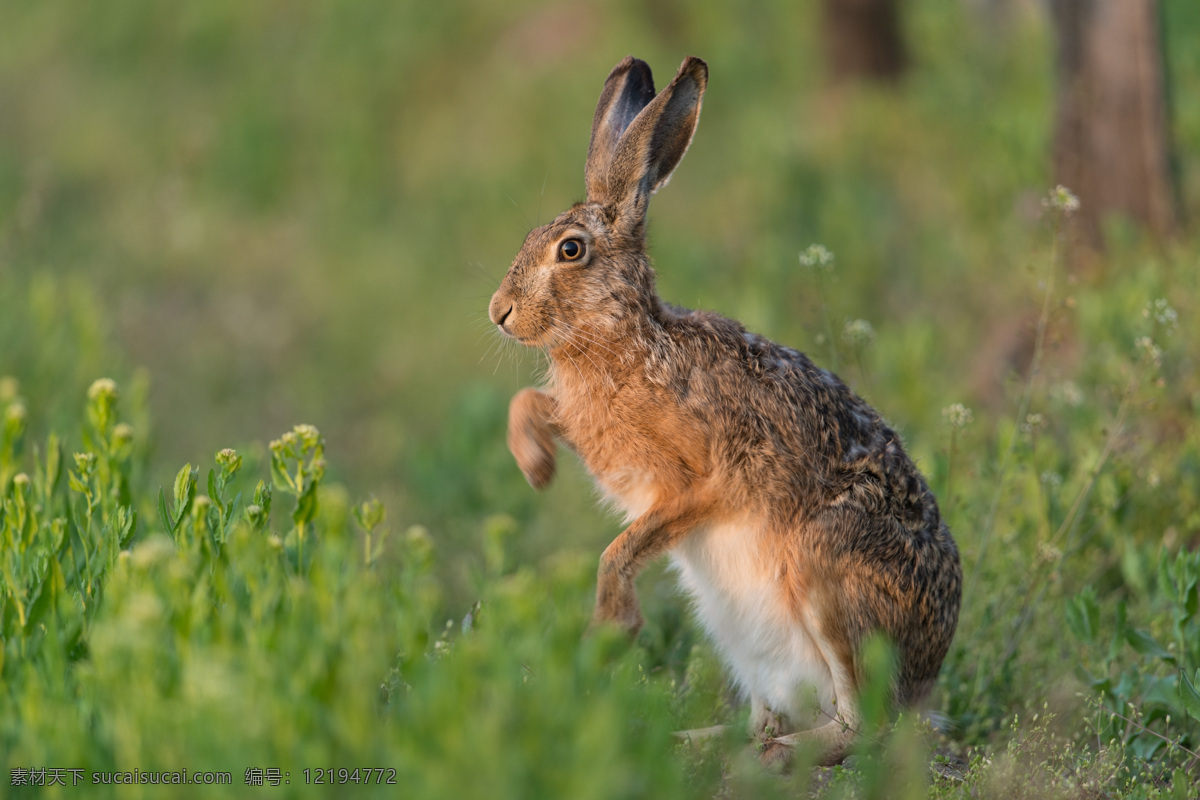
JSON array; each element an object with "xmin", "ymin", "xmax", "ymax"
[{"xmin": 488, "ymin": 55, "xmax": 961, "ymax": 766}]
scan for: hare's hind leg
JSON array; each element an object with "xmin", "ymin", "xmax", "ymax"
[
  {"xmin": 508, "ymin": 388, "xmax": 558, "ymax": 489},
  {"xmin": 759, "ymin": 562, "xmax": 864, "ymax": 768},
  {"xmin": 758, "ymin": 671, "xmax": 859, "ymax": 768},
  {"xmin": 749, "ymin": 696, "xmax": 792, "ymax": 738}
]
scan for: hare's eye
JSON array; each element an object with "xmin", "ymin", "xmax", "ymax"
[{"xmin": 558, "ymin": 239, "xmax": 585, "ymax": 262}]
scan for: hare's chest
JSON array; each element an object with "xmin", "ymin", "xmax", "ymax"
[{"xmin": 669, "ymin": 520, "xmax": 836, "ymax": 725}]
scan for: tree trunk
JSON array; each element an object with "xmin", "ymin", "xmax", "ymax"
[
  {"xmin": 822, "ymin": 0, "xmax": 907, "ymax": 83},
  {"xmin": 1051, "ymin": 0, "xmax": 1178, "ymax": 246}
]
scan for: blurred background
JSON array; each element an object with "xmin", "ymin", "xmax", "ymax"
[{"xmin": 1, "ymin": 0, "xmax": 1197, "ymax": 592}]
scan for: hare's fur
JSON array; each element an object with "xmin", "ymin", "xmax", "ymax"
[{"xmin": 488, "ymin": 56, "xmax": 961, "ymax": 766}]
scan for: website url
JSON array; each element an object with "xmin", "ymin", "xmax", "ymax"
[{"xmin": 90, "ymin": 770, "xmax": 232, "ymax": 786}]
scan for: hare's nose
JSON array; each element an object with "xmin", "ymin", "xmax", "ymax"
[{"xmin": 490, "ymin": 300, "xmax": 513, "ymax": 328}]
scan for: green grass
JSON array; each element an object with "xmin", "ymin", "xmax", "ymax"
[{"xmin": 2, "ymin": 1, "xmax": 1200, "ymax": 797}]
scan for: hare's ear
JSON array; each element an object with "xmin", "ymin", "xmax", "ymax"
[
  {"xmin": 585, "ymin": 56, "xmax": 657, "ymax": 204},
  {"xmin": 599, "ymin": 56, "xmax": 707, "ymax": 228}
]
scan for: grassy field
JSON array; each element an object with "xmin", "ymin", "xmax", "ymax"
[{"xmin": 2, "ymin": 0, "xmax": 1200, "ymax": 797}]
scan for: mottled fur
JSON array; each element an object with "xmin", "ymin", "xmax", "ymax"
[{"xmin": 488, "ymin": 55, "xmax": 961, "ymax": 766}]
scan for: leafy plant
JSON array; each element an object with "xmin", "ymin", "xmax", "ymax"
[{"xmin": 1068, "ymin": 548, "xmax": 1200, "ymax": 772}]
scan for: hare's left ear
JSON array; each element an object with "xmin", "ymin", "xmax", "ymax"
[
  {"xmin": 590, "ymin": 56, "xmax": 707, "ymax": 227},
  {"xmin": 585, "ymin": 56, "xmax": 657, "ymax": 203}
]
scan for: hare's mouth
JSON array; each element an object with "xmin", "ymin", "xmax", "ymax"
[
  {"xmin": 495, "ymin": 321, "xmax": 517, "ymax": 340},
  {"xmin": 489, "ymin": 300, "xmax": 554, "ymax": 347},
  {"xmin": 494, "ymin": 320, "xmax": 542, "ymax": 348}
]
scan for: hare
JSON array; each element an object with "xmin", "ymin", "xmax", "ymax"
[{"xmin": 488, "ymin": 55, "xmax": 961, "ymax": 766}]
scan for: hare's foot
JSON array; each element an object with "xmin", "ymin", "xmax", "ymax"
[
  {"xmin": 749, "ymin": 696, "xmax": 792, "ymax": 738},
  {"xmin": 759, "ymin": 719, "xmax": 856, "ymax": 768},
  {"xmin": 751, "ymin": 697, "xmax": 798, "ymax": 771},
  {"xmin": 591, "ymin": 573, "xmax": 644, "ymax": 635},
  {"xmin": 507, "ymin": 388, "xmax": 557, "ymax": 489},
  {"xmin": 671, "ymin": 725, "xmax": 728, "ymax": 743}
]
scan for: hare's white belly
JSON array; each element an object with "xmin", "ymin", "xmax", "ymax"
[{"xmin": 669, "ymin": 519, "xmax": 836, "ymax": 727}]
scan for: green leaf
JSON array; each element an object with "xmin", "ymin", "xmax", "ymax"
[
  {"xmin": 1158, "ymin": 550, "xmax": 1177, "ymax": 604},
  {"xmin": 1181, "ymin": 669, "xmax": 1200, "ymax": 723},
  {"xmin": 22, "ymin": 581, "xmax": 47, "ymax": 632},
  {"xmin": 1108, "ymin": 600, "xmax": 1128, "ymax": 662},
  {"xmin": 1125, "ymin": 628, "xmax": 1174, "ymax": 663},
  {"xmin": 1065, "ymin": 588, "xmax": 1099, "ymax": 644},
  {"xmin": 207, "ymin": 468, "xmax": 219, "ymax": 507},
  {"xmin": 1178, "ymin": 551, "xmax": 1200, "ymax": 617},
  {"xmin": 44, "ymin": 433, "xmax": 62, "ymax": 497},
  {"xmin": 173, "ymin": 463, "xmax": 195, "ymax": 512},
  {"xmin": 1130, "ymin": 732, "xmax": 1165, "ymax": 762},
  {"xmin": 157, "ymin": 487, "xmax": 173, "ymax": 535},
  {"xmin": 1072, "ymin": 664, "xmax": 1096, "ymax": 686},
  {"xmin": 119, "ymin": 508, "xmax": 137, "ymax": 547},
  {"xmin": 67, "ymin": 471, "xmax": 87, "ymax": 495},
  {"xmin": 1120, "ymin": 544, "xmax": 1148, "ymax": 595},
  {"xmin": 1143, "ymin": 674, "xmax": 1181, "ymax": 708},
  {"xmin": 293, "ymin": 480, "xmax": 319, "ymax": 527},
  {"xmin": 271, "ymin": 451, "xmax": 295, "ymax": 495},
  {"xmin": 1170, "ymin": 769, "xmax": 1192, "ymax": 800},
  {"xmin": 252, "ymin": 480, "xmax": 272, "ymax": 521}
]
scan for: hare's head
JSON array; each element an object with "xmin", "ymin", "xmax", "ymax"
[{"xmin": 489, "ymin": 56, "xmax": 707, "ymax": 348}]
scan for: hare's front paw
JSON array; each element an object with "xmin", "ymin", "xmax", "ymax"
[
  {"xmin": 512, "ymin": 429, "xmax": 555, "ymax": 489},
  {"xmin": 507, "ymin": 388, "xmax": 557, "ymax": 489},
  {"xmin": 592, "ymin": 577, "xmax": 644, "ymax": 635},
  {"xmin": 591, "ymin": 605, "xmax": 644, "ymax": 636}
]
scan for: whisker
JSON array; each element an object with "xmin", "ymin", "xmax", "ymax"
[
  {"xmin": 537, "ymin": 169, "xmax": 549, "ymax": 227},
  {"xmin": 497, "ymin": 335, "xmax": 526, "ymax": 377},
  {"xmin": 504, "ymin": 191, "xmax": 534, "ymax": 231},
  {"xmin": 542, "ymin": 323, "xmax": 598, "ymax": 410},
  {"xmin": 467, "ymin": 264, "xmax": 506, "ymax": 313},
  {"xmin": 463, "ymin": 261, "xmax": 503, "ymax": 287},
  {"xmin": 478, "ymin": 329, "xmax": 507, "ymax": 367},
  {"xmin": 475, "ymin": 334, "xmax": 499, "ymax": 361},
  {"xmin": 553, "ymin": 322, "xmax": 621, "ymax": 361},
  {"xmin": 542, "ymin": 304, "xmax": 624, "ymax": 359},
  {"xmin": 546, "ymin": 317, "xmax": 619, "ymax": 374},
  {"xmin": 549, "ymin": 322, "xmax": 615, "ymax": 397}
]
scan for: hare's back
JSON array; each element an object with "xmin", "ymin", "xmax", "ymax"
[{"xmin": 663, "ymin": 308, "xmax": 901, "ymax": 480}]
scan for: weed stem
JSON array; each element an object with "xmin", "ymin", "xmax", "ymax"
[{"xmin": 970, "ymin": 207, "xmax": 1063, "ymax": 583}]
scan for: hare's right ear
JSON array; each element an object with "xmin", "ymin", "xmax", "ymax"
[{"xmin": 585, "ymin": 56, "xmax": 657, "ymax": 204}]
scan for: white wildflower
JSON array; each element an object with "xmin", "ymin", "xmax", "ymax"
[
  {"xmin": 942, "ymin": 403, "xmax": 974, "ymax": 430},
  {"xmin": 1042, "ymin": 185, "xmax": 1080, "ymax": 214},
  {"xmin": 798, "ymin": 244, "xmax": 835, "ymax": 272},
  {"xmin": 842, "ymin": 319, "xmax": 875, "ymax": 349}
]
